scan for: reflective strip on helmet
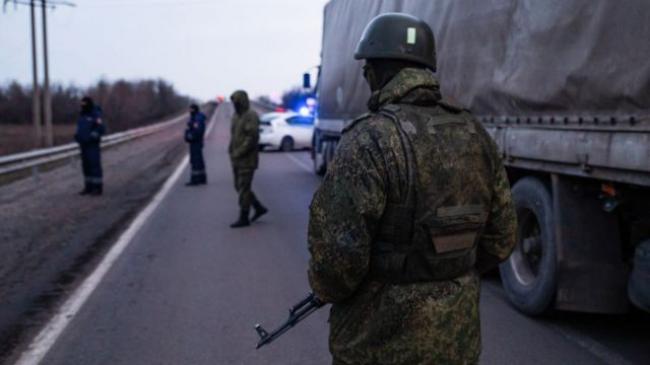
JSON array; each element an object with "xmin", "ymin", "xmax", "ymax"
[{"xmin": 407, "ymin": 27, "xmax": 417, "ymax": 44}]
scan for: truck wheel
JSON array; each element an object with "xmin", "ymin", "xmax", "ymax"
[
  {"xmin": 313, "ymin": 135, "xmax": 327, "ymax": 176},
  {"xmin": 323, "ymin": 140, "xmax": 336, "ymax": 167},
  {"xmin": 315, "ymin": 140, "xmax": 336, "ymax": 176},
  {"xmin": 280, "ymin": 136, "xmax": 294, "ymax": 152},
  {"xmin": 628, "ymin": 240, "xmax": 650, "ymax": 312},
  {"xmin": 499, "ymin": 177, "xmax": 557, "ymax": 315},
  {"xmin": 313, "ymin": 154, "xmax": 326, "ymax": 176}
]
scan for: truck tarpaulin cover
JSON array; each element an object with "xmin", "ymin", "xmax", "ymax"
[{"xmin": 319, "ymin": 0, "xmax": 650, "ymax": 120}]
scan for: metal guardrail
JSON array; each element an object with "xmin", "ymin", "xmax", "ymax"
[{"xmin": 0, "ymin": 114, "xmax": 187, "ymax": 177}]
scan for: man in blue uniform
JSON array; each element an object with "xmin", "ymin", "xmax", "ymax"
[
  {"xmin": 74, "ymin": 96, "xmax": 105, "ymax": 196},
  {"xmin": 185, "ymin": 104, "xmax": 207, "ymax": 186}
]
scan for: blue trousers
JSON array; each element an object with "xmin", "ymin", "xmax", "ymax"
[
  {"xmin": 80, "ymin": 143, "xmax": 102, "ymax": 187},
  {"xmin": 189, "ymin": 142, "xmax": 206, "ymax": 183}
]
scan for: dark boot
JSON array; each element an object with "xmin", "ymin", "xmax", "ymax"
[
  {"xmin": 186, "ymin": 173, "xmax": 205, "ymax": 186},
  {"xmin": 186, "ymin": 175, "xmax": 200, "ymax": 186},
  {"xmin": 90, "ymin": 183, "xmax": 103, "ymax": 196},
  {"xmin": 79, "ymin": 182, "xmax": 92, "ymax": 195},
  {"xmin": 251, "ymin": 201, "xmax": 268, "ymax": 222},
  {"xmin": 230, "ymin": 210, "xmax": 250, "ymax": 228}
]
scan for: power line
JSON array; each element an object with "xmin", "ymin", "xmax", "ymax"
[
  {"xmin": 3, "ymin": 0, "xmax": 76, "ymax": 147},
  {"xmin": 3, "ymin": 0, "xmax": 75, "ymax": 11},
  {"xmin": 74, "ymin": 0, "xmax": 216, "ymax": 8}
]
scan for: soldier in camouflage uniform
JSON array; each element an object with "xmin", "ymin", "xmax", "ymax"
[
  {"xmin": 229, "ymin": 90, "xmax": 268, "ymax": 228},
  {"xmin": 308, "ymin": 13, "xmax": 517, "ymax": 364}
]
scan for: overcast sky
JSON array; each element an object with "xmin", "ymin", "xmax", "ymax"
[{"xmin": 0, "ymin": 0, "xmax": 328, "ymax": 101}]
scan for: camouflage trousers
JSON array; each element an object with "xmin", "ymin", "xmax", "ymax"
[
  {"xmin": 328, "ymin": 273, "xmax": 482, "ymax": 365},
  {"xmin": 232, "ymin": 167, "xmax": 259, "ymax": 211}
]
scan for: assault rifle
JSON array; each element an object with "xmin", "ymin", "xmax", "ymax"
[{"xmin": 254, "ymin": 292, "xmax": 324, "ymax": 349}]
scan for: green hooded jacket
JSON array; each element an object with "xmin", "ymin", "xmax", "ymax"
[
  {"xmin": 308, "ymin": 68, "xmax": 516, "ymax": 365},
  {"xmin": 229, "ymin": 90, "xmax": 259, "ymax": 170}
]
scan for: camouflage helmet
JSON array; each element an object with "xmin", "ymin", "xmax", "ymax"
[{"xmin": 354, "ymin": 13, "xmax": 436, "ymax": 71}]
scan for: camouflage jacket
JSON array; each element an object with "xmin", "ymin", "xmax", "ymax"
[
  {"xmin": 308, "ymin": 68, "xmax": 516, "ymax": 364},
  {"xmin": 229, "ymin": 91, "xmax": 260, "ymax": 170}
]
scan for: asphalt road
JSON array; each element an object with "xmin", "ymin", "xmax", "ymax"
[
  {"xmin": 13, "ymin": 104, "xmax": 649, "ymax": 365},
  {"xmin": 0, "ymin": 110, "xmax": 200, "ymax": 360}
]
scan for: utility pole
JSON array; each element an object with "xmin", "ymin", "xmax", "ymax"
[
  {"xmin": 29, "ymin": 0, "xmax": 42, "ymax": 148},
  {"xmin": 3, "ymin": 0, "xmax": 75, "ymax": 149},
  {"xmin": 41, "ymin": 0, "xmax": 52, "ymax": 147}
]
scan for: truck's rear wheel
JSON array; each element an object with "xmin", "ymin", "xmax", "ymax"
[
  {"xmin": 500, "ymin": 177, "xmax": 557, "ymax": 315},
  {"xmin": 629, "ymin": 240, "xmax": 650, "ymax": 312},
  {"xmin": 312, "ymin": 134, "xmax": 327, "ymax": 176},
  {"xmin": 314, "ymin": 139, "xmax": 336, "ymax": 176},
  {"xmin": 323, "ymin": 140, "xmax": 336, "ymax": 166}
]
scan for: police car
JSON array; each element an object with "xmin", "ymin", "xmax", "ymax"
[{"xmin": 258, "ymin": 112, "xmax": 314, "ymax": 151}]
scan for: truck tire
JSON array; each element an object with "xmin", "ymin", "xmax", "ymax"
[
  {"xmin": 499, "ymin": 177, "xmax": 557, "ymax": 315},
  {"xmin": 312, "ymin": 134, "xmax": 327, "ymax": 176},
  {"xmin": 628, "ymin": 240, "xmax": 650, "ymax": 312},
  {"xmin": 323, "ymin": 140, "xmax": 336, "ymax": 168}
]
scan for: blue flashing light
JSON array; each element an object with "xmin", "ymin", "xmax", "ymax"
[{"xmin": 298, "ymin": 106, "xmax": 311, "ymax": 116}]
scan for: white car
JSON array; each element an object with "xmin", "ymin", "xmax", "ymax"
[{"xmin": 259, "ymin": 112, "xmax": 314, "ymax": 151}]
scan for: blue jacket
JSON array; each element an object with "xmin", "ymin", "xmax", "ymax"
[
  {"xmin": 185, "ymin": 112, "xmax": 206, "ymax": 144},
  {"xmin": 75, "ymin": 107, "xmax": 105, "ymax": 145}
]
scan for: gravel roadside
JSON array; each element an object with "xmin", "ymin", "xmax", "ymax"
[{"xmin": 0, "ymin": 107, "xmax": 215, "ymax": 360}]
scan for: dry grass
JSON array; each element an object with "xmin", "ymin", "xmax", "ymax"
[{"xmin": 0, "ymin": 124, "xmax": 77, "ymax": 156}]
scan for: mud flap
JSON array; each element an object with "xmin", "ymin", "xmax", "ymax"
[
  {"xmin": 629, "ymin": 241, "xmax": 650, "ymax": 312},
  {"xmin": 552, "ymin": 174, "xmax": 629, "ymax": 313}
]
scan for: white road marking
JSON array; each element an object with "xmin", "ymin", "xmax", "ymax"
[
  {"xmin": 13, "ymin": 107, "xmax": 221, "ymax": 365},
  {"xmin": 548, "ymin": 324, "xmax": 635, "ymax": 365},
  {"xmin": 285, "ymin": 153, "xmax": 313, "ymax": 173}
]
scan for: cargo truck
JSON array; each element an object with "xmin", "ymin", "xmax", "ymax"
[{"xmin": 307, "ymin": 0, "xmax": 650, "ymax": 315}]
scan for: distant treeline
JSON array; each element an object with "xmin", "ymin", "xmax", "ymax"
[
  {"xmin": 0, "ymin": 79, "xmax": 191, "ymax": 132},
  {"xmin": 256, "ymin": 88, "xmax": 316, "ymax": 112},
  {"xmin": 282, "ymin": 87, "xmax": 315, "ymax": 111}
]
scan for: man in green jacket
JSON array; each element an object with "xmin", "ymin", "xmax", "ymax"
[
  {"xmin": 308, "ymin": 13, "xmax": 517, "ymax": 364},
  {"xmin": 229, "ymin": 90, "xmax": 268, "ymax": 228}
]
